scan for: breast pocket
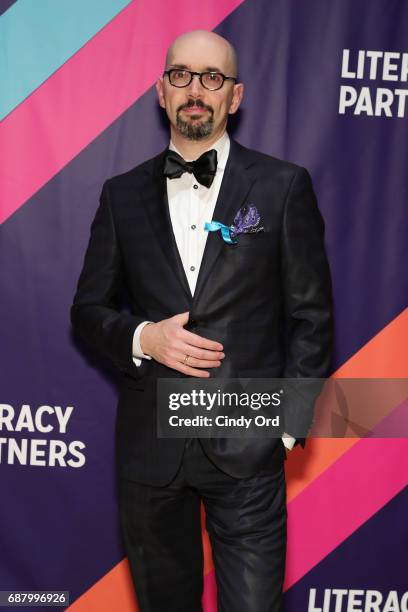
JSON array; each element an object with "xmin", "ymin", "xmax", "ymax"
[{"xmin": 232, "ymin": 232, "xmax": 271, "ymax": 249}]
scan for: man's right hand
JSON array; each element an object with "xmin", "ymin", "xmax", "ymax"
[{"xmin": 139, "ymin": 312, "xmax": 224, "ymax": 377}]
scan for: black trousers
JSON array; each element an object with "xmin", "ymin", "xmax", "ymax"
[{"xmin": 118, "ymin": 438, "xmax": 287, "ymax": 612}]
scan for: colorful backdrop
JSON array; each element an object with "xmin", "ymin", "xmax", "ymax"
[{"xmin": 0, "ymin": 0, "xmax": 407, "ymax": 610}]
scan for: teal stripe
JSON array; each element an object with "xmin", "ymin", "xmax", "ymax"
[{"xmin": 0, "ymin": 0, "xmax": 133, "ymax": 120}]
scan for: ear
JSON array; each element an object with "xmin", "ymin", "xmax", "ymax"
[
  {"xmin": 229, "ymin": 82, "xmax": 244, "ymax": 115},
  {"xmin": 156, "ymin": 77, "xmax": 166, "ymax": 109}
]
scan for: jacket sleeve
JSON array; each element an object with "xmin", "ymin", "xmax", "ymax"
[
  {"xmin": 70, "ymin": 181, "xmax": 145, "ymax": 373},
  {"xmin": 280, "ymin": 167, "xmax": 334, "ymax": 440}
]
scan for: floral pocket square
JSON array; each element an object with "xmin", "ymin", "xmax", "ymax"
[
  {"xmin": 204, "ymin": 204, "xmax": 264, "ymax": 244},
  {"xmin": 230, "ymin": 203, "xmax": 264, "ymax": 239}
]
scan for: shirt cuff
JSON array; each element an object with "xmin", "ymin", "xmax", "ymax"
[
  {"xmin": 132, "ymin": 321, "xmax": 153, "ymax": 367},
  {"xmin": 282, "ymin": 432, "xmax": 296, "ymax": 450}
]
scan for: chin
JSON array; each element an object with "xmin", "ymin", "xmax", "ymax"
[{"xmin": 176, "ymin": 117, "xmax": 214, "ymax": 140}]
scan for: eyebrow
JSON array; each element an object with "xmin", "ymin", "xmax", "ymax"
[{"xmin": 168, "ymin": 63, "xmax": 224, "ymax": 73}]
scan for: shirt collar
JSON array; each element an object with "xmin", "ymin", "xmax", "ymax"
[{"xmin": 168, "ymin": 131, "xmax": 230, "ymax": 171}]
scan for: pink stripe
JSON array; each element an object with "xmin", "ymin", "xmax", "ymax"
[
  {"xmin": 200, "ymin": 436, "xmax": 408, "ymax": 606},
  {"xmin": 203, "ymin": 570, "xmax": 217, "ymax": 612},
  {"xmin": 0, "ymin": 0, "xmax": 244, "ymax": 224},
  {"xmin": 284, "ymin": 438, "xmax": 408, "ymax": 589}
]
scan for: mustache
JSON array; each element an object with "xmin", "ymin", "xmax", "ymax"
[{"xmin": 178, "ymin": 99, "xmax": 213, "ymax": 114}]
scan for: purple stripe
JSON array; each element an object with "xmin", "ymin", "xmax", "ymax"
[{"xmin": 0, "ymin": 0, "xmax": 17, "ymax": 17}]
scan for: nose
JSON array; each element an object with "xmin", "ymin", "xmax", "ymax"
[{"xmin": 188, "ymin": 73, "xmax": 204, "ymax": 96}]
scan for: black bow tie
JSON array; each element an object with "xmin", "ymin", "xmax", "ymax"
[{"xmin": 163, "ymin": 149, "xmax": 218, "ymax": 188}]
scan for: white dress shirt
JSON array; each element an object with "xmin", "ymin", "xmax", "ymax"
[{"xmin": 131, "ymin": 131, "xmax": 296, "ymax": 450}]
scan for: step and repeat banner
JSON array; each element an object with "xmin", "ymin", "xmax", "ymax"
[{"xmin": 0, "ymin": 1, "xmax": 407, "ymax": 610}]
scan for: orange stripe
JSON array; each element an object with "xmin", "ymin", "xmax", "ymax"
[
  {"xmin": 201, "ymin": 503, "xmax": 214, "ymax": 575},
  {"xmin": 68, "ymin": 559, "xmax": 139, "ymax": 611},
  {"xmin": 285, "ymin": 307, "xmax": 408, "ymax": 501}
]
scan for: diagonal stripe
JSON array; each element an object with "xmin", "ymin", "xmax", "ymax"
[
  {"xmin": 334, "ymin": 307, "xmax": 408, "ymax": 378},
  {"xmin": 67, "ymin": 559, "xmax": 138, "ymax": 611},
  {"xmin": 285, "ymin": 307, "xmax": 408, "ymax": 502},
  {"xmin": 373, "ymin": 397, "xmax": 408, "ymax": 436},
  {"xmin": 285, "ymin": 489, "xmax": 408, "ymax": 606},
  {"xmin": 206, "ymin": 483, "xmax": 408, "ymax": 602},
  {"xmin": 0, "ymin": 0, "xmax": 245, "ymax": 226},
  {"xmin": 0, "ymin": 0, "xmax": 132, "ymax": 120},
  {"xmin": 203, "ymin": 571, "xmax": 217, "ymax": 612},
  {"xmin": 0, "ymin": 0, "xmax": 16, "ymax": 18},
  {"xmin": 284, "ymin": 437, "xmax": 408, "ymax": 589},
  {"xmin": 281, "ymin": 309, "xmax": 408, "ymax": 583},
  {"xmin": 201, "ymin": 503, "xmax": 214, "ymax": 575},
  {"xmin": 68, "ymin": 556, "xmax": 218, "ymax": 612}
]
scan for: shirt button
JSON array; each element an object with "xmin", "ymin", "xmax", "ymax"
[
  {"xmin": 191, "ymin": 224, "xmax": 196, "ymax": 230},
  {"xmin": 190, "ymin": 266, "xmax": 196, "ymax": 272},
  {"xmin": 193, "ymin": 184, "xmax": 199, "ymax": 190}
]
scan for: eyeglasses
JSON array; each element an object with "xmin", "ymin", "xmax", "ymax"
[{"xmin": 163, "ymin": 69, "xmax": 237, "ymax": 91}]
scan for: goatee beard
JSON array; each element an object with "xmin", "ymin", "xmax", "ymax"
[
  {"xmin": 176, "ymin": 101, "xmax": 214, "ymax": 140},
  {"xmin": 176, "ymin": 115, "xmax": 214, "ymax": 140}
]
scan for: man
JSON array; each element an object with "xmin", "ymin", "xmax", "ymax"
[{"xmin": 71, "ymin": 30, "xmax": 332, "ymax": 612}]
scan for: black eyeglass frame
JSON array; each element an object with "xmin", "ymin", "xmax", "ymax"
[{"xmin": 163, "ymin": 69, "xmax": 237, "ymax": 91}]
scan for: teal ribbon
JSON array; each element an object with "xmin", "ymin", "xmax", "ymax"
[{"xmin": 204, "ymin": 221, "xmax": 237, "ymax": 244}]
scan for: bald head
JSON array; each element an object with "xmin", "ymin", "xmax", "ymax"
[
  {"xmin": 165, "ymin": 30, "xmax": 238, "ymax": 77},
  {"xmin": 157, "ymin": 28, "xmax": 244, "ymax": 148}
]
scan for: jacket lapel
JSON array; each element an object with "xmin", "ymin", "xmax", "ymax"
[
  {"xmin": 142, "ymin": 148, "xmax": 193, "ymax": 303},
  {"xmin": 193, "ymin": 138, "xmax": 257, "ymax": 305}
]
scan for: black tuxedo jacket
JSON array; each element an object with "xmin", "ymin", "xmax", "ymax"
[{"xmin": 71, "ymin": 137, "xmax": 333, "ymax": 485}]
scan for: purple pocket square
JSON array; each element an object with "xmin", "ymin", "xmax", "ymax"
[{"xmin": 230, "ymin": 203, "xmax": 264, "ymax": 239}]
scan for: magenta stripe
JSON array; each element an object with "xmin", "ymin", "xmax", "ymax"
[
  {"xmin": 203, "ymin": 570, "xmax": 217, "ymax": 612},
  {"xmin": 203, "ymin": 439, "xmax": 408, "ymax": 603},
  {"xmin": 0, "ymin": 0, "xmax": 244, "ymax": 224},
  {"xmin": 284, "ymin": 437, "xmax": 408, "ymax": 589}
]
